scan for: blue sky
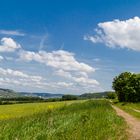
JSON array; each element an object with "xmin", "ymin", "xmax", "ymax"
[{"xmin": 0, "ymin": 0, "xmax": 140, "ymax": 94}]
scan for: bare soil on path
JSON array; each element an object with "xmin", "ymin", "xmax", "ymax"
[{"xmin": 112, "ymin": 105, "xmax": 140, "ymax": 140}]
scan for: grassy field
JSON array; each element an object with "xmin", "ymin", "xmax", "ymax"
[
  {"xmin": 114, "ymin": 102, "xmax": 140, "ymax": 119},
  {"xmin": 0, "ymin": 100, "xmax": 127, "ymax": 140},
  {"xmin": 0, "ymin": 100, "xmax": 84, "ymax": 120}
]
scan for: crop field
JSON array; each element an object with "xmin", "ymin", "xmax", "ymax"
[
  {"xmin": 0, "ymin": 100, "xmax": 127, "ymax": 140},
  {"xmin": 0, "ymin": 100, "xmax": 84, "ymax": 120},
  {"xmin": 115, "ymin": 102, "xmax": 140, "ymax": 119}
]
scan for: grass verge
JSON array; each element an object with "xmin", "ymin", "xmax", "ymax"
[{"xmin": 114, "ymin": 101, "xmax": 140, "ymax": 119}]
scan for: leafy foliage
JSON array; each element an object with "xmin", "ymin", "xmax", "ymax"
[
  {"xmin": 62, "ymin": 95, "xmax": 78, "ymax": 100},
  {"xmin": 80, "ymin": 92, "xmax": 108, "ymax": 99},
  {"xmin": 113, "ymin": 72, "xmax": 140, "ymax": 102},
  {"xmin": 107, "ymin": 92, "xmax": 117, "ymax": 99}
]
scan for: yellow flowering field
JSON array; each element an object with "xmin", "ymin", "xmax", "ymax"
[{"xmin": 0, "ymin": 100, "xmax": 84, "ymax": 120}]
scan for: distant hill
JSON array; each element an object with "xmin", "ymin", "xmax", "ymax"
[
  {"xmin": 0, "ymin": 88, "xmax": 63, "ymax": 99},
  {"xmin": 80, "ymin": 92, "xmax": 110, "ymax": 99},
  {"xmin": 0, "ymin": 88, "xmax": 111, "ymax": 99},
  {"xmin": 20, "ymin": 92, "xmax": 63, "ymax": 99},
  {"xmin": 0, "ymin": 88, "xmax": 22, "ymax": 98}
]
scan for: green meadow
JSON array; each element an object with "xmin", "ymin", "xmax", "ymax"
[
  {"xmin": 0, "ymin": 100, "xmax": 84, "ymax": 120},
  {"xmin": 0, "ymin": 100, "xmax": 127, "ymax": 140}
]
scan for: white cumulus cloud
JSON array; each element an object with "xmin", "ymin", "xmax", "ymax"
[
  {"xmin": 55, "ymin": 69, "xmax": 99, "ymax": 86},
  {"xmin": 0, "ymin": 67, "xmax": 78, "ymax": 91},
  {"xmin": 19, "ymin": 50, "xmax": 95, "ymax": 73},
  {"xmin": 0, "ymin": 37, "xmax": 21, "ymax": 52},
  {"xmin": 0, "ymin": 68, "xmax": 43, "ymax": 82},
  {"xmin": 19, "ymin": 49, "xmax": 100, "ymax": 89},
  {"xmin": 84, "ymin": 16, "xmax": 140, "ymax": 51}
]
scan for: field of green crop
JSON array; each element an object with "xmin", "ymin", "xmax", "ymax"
[
  {"xmin": 115, "ymin": 102, "xmax": 140, "ymax": 119},
  {"xmin": 0, "ymin": 100, "xmax": 127, "ymax": 140},
  {"xmin": 0, "ymin": 100, "xmax": 84, "ymax": 120}
]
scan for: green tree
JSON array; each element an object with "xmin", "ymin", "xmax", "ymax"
[
  {"xmin": 62, "ymin": 95, "xmax": 78, "ymax": 100},
  {"xmin": 112, "ymin": 72, "xmax": 140, "ymax": 102},
  {"xmin": 107, "ymin": 92, "xmax": 116, "ymax": 99},
  {"xmin": 112, "ymin": 72, "xmax": 132, "ymax": 102}
]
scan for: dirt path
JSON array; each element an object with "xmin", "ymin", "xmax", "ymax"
[
  {"xmin": 112, "ymin": 105, "xmax": 140, "ymax": 140},
  {"xmin": 132, "ymin": 109, "xmax": 140, "ymax": 113}
]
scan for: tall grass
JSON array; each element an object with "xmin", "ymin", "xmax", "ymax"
[{"xmin": 0, "ymin": 100, "xmax": 127, "ymax": 140}]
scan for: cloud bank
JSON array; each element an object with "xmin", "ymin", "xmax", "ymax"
[
  {"xmin": 19, "ymin": 50, "xmax": 99, "ymax": 88},
  {"xmin": 0, "ymin": 36, "xmax": 101, "ymax": 93}
]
